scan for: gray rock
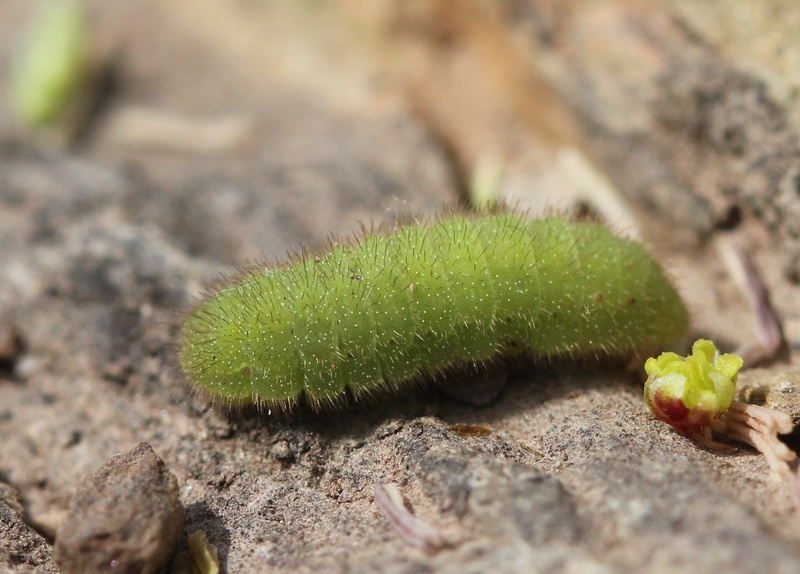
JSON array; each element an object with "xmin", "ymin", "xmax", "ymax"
[
  {"xmin": 0, "ymin": 481, "xmax": 58, "ymax": 574},
  {"xmin": 53, "ymin": 442, "xmax": 184, "ymax": 574}
]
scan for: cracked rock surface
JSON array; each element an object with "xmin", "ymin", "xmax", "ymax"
[{"xmin": 2, "ymin": 1, "xmax": 800, "ymax": 573}]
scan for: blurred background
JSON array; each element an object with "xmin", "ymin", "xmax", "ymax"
[{"xmin": 4, "ymin": 0, "xmax": 800, "ymax": 353}]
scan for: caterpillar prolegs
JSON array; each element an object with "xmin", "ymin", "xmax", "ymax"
[{"xmin": 180, "ymin": 212, "xmax": 688, "ymax": 410}]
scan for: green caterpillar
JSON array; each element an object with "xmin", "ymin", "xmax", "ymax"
[{"xmin": 180, "ymin": 212, "xmax": 688, "ymax": 410}]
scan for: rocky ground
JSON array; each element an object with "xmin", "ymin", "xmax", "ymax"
[{"xmin": 2, "ymin": 1, "xmax": 800, "ymax": 573}]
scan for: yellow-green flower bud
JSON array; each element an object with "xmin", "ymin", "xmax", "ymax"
[{"xmin": 644, "ymin": 339, "xmax": 743, "ymax": 437}]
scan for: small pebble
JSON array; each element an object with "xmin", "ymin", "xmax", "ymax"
[
  {"xmin": 270, "ymin": 440, "xmax": 296, "ymax": 463},
  {"xmin": 53, "ymin": 442, "xmax": 184, "ymax": 574}
]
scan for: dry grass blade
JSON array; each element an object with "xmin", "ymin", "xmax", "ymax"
[{"xmin": 373, "ymin": 483, "xmax": 447, "ymax": 553}]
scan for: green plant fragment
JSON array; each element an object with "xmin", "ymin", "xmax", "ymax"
[
  {"xmin": 644, "ymin": 339, "xmax": 743, "ymax": 438},
  {"xmin": 11, "ymin": 0, "xmax": 89, "ymax": 127}
]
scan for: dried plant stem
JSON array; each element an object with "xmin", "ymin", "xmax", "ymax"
[
  {"xmin": 373, "ymin": 483, "xmax": 447, "ymax": 553},
  {"xmin": 718, "ymin": 237, "xmax": 783, "ymax": 367},
  {"xmin": 722, "ymin": 400, "xmax": 795, "ymax": 478}
]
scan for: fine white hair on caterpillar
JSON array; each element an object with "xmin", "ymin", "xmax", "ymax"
[{"xmin": 180, "ymin": 211, "xmax": 688, "ymax": 412}]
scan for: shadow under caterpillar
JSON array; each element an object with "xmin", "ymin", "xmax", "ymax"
[{"xmin": 180, "ymin": 211, "xmax": 688, "ymax": 411}]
